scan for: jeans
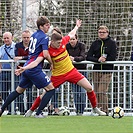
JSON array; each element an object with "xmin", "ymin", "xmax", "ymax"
[
  {"xmin": 71, "ymin": 84, "xmax": 86, "ymax": 114},
  {"xmin": 51, "ymin": 88, "xmax": 60, "ymax": 108},
  {"xmin": 72, "ymin": 71, "xmax": 86, "ymax": 114}
]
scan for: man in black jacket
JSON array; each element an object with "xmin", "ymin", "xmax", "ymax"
[
  {"xmin": 86, "ymin": 26, "xmax": 117, "ymax": 115},
  {"xmin": 66, "ymin": 34, "xmax": 86, "ymax": 115}
]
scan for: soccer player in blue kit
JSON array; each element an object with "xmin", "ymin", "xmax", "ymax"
[{"xmin": 0, "ymin": 16, "xmax": 56, "ymax": 118}]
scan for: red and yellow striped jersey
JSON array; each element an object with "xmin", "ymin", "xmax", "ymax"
[
  {"xmin": 49, "ymin": 36, "xmax": 74, "ymax": 76},
  {"xmin": 39, "ymin": 36, "xmax": 74, "ymax": 76}
]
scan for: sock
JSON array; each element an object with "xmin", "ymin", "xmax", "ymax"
[
  {"xmin": 1, "ymin": 91, "xmax": 21, "ymax": 113},
  {"xmin": 87, "ymin": 90, "xmax": 97, "ymax": 108},
  {"xmin": 36, "ymin": 89, "xmax": 55, "ymax": 115},
  {"xmin": 30, "ymin": 96, "xmax": 41, "ymax": 111}
]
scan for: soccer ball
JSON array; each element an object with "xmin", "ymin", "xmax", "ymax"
[
  {"xmin": 110, "ymin": 106, "xmax": 124, "ymax": 119},
  {"xmin": 58, "ymin": 106, "xmax": 70, "ymax": 116}
]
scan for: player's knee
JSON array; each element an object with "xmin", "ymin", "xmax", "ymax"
[
  {"xmin": 85, "ymin": 86, "xmax": 93, "ymax": 92},
  {"xmin": 45, "ymin": 83, "xmax": 55, "ymax": 91},
  {"xmin": 16, "ymin": 86, "xmax": 26, "ymax": 93}
]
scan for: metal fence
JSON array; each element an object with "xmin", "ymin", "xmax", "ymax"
[
  {"xmin": 0, "ymin": 0, "xmax": 132, "ymax": 61},
  {"xmin": 0, "ymin": 60, "xmax": 132, "ymax": 115}
]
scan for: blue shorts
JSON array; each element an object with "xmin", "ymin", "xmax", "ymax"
[{"xmin": 19, "ymin": 69, "xmax": 51, "ymax": 89}]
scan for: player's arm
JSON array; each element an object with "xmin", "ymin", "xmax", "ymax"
[
  {"xmin": 15, "ymin": 57, "xmax": 43, "ymax": 76},
  {"xmin": 43, "ymin": 50, "xmax": 53, "ymax": 70},
  {"xmin": 68, "ymin": 19, "xmax": 82, "ymax": 38}
]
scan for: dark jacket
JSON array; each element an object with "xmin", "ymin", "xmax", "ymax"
[
  {"xmin": 15, "ymin": 41, "xmax": 29, "ymax": 66},
  {"xmin": 66, "ymin": 41, "xmax": 87, "ymax": 69},
  {"xmin": 86, "ymin": 36, "xmax": 117, "ymax": 70}
]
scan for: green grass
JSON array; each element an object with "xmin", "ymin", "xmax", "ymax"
[{"xmin": 0, "ymin": 115, "xmax": 133, "ymax": 133}]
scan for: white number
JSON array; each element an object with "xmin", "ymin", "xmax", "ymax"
[
  {"xmin": 29, "ymin": 37, "xmax": 37, "ymax": 53},
  {"xmin": 45, "ymin": 75, "xmax": 50, "ymax": 82}
]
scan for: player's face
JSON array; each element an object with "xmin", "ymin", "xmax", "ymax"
[
  {"xmin": 42, "ymin": 23, "xmax": 50, "ymax": 33},
  {"xmin": 51, "ymin": 40, "xmax": 62, "ymax": 49},
  {"xmin": 98, "ymin": 29, "xmax": 109, "ymax": 39}
]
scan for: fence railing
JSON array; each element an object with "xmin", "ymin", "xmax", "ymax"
[{"xmin": 0, "ymin": 60, "xmax": 132, "ymax": 115}]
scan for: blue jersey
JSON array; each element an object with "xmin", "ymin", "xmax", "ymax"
[
  {"xmin": 24, "ymin": 30, "xmax": 49, "ymax": 70},
  {"xmin": 19, "ymin": 30, "xmax": 51, "ymax": 89}
]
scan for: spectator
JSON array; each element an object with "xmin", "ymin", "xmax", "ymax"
[
  {"xmin": 66, "ymin": 34, "xmax": 86, "ymax": 115},
  {"xmin": 14, "ymin": 29, "xmax": 30, "ymax": 64},
  {"xmin": 14, "ymin": 29, "xmax": 32, "ymax": 114},
  {"xmin": 86, "ymin": 25, "xmax": 117, "ymax": 115},
  {"xmin": 0, "ymin": 32, "xmax": 16, "ymax": 114}
]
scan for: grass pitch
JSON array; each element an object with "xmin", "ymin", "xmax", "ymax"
[{"xmin": 0, "ymin": 115, "xmax": 133, "ymax": 133}]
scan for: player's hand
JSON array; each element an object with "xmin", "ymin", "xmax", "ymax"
[
  {"xmin": 15, "ymin": 69, "xmax": 21, "ymax": 76},
  {"xmin": 50, "ymin": 64, "xmax": 53, "ymax": 71},
  {"xmin": 76, "ymin": 19, "xmax": 82, "ymax": 28},
  {"xmin": 15, "ymin": 66, "xmax": 25, "ymax": 76}
]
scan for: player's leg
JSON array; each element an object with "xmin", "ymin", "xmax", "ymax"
[
  {"xmin": 24, "ymin": 91, "xmax": 46, "ymax": 117},
  {"xmin": 34, "ymin": 73, "xmax": 67, "ymax": 118},
  {"xmin": 77, "ymin": 78, "xmax": 96, "ymax": 106},
  {"xmin": 67, "ymin": 68, "xmax": 96, "ymax": 107},
  {"xmin": 67, "ymin": 68, "xmax": 106, "ymax": 116},
  {"xmin": 35, "ymin": 83, "xmax": 55, "ymax": 118},
  {"xmin": 77, "ymin": 78, "xmax": 106, "ymax": 116},
  {"xmin": 24, "ymin": 87, "xmax": 60, "ymax": 117},
  {"xmin": 92, "ymin": 72, "xmax": 100, "ymax": 107},
  {"xmin": 24, "ymin": 75, "xmax": 63, "ymax": 117},
  {"xmin": 25, "ymin": 89, "xmax": 55, "ymax": 118},
  {"xmin": 0, "ymin": 71, "xmax": 32, "ymax": 117},
  {"xmin": 0, "ymin": 86, "xmax": 26, "ymax": 116},
  {"xmin": 1, "ymin": 71, "xmax": 11, "ymax": 113},
  {"xmin": 28, "ymin": 72, "xmax": 55, "ymax": 118}
]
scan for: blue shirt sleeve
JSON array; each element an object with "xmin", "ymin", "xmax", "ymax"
[{"xmin": 41, "ymin": 36, "xmax": 49, "ymax": 50}]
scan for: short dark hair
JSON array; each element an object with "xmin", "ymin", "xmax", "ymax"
[
  {"xmin": 51, "ymin": 33, "xmax": 62, "ymax": 41},
  {"xmin": 36, "ymin": 16, "xmax": 50, "ymax": 29},
  {"xmin": 52, "ymin": 27, "xmax": 62, "ymax": 35}
]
